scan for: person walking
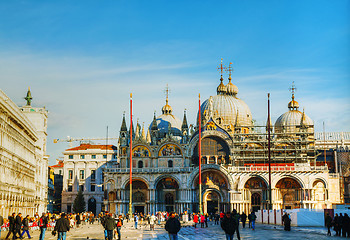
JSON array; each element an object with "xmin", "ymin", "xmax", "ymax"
[
  {"xmin": 75, "ymin": 213, "xmax": 81, "ymax": 228},
  {"xmin": 0, "ymin": 214, "xmax": 3, "ymax": 239},
  {"xmin": 134, "ymin": 214, "xmax": 139, "ymax": 229},
  {"xmin": 14, "ymin": 213, "xmax": 22, "ymax": 240},
  {"xmin": 54, "ymin": 213, "xmax": 70, "ymax": 240},
  {"xmin": 193, "ymin": 213, "xmax": 198, "ymax": 228},
  {"xmin": 325, "ymin": 213, "xmax": 333, "ymax": 236},
  {"xmin": 5, "ymin": 213, "xmax": 16, "ymax": 239},
  {"xmin": 115, "ymin": 215, "xmax": 123, "ymax": 240},
  {"xmin": 39, "ymin": 212, "xmax": 48, "ymax": 240},
  {"xmin": 339, "ymin": 213, "xmax": 344, "ymax": 236},
  {"xmin": 20, "ymin": 215, "xmax": 32, "ymax": 239},
  {"xmin": 149, "ymin": 214, "xmax": 156, "ymax": 231},
  {"xmin": 240, "ymin": 212, "xmax": 247, "ymax": 228},
  {"xmin": 232, "ymin": 210, "xmax": 241, "ymax": 240},
  {"xmin": 200, "ymin": 214, "xmax": 205, "ymax": 228},
  {"xmin": 205, "ymin": 213, "xmax": 208, "ymax": 228},
  {"xmin": 333, "ymin": 213, "xmax": 340, "ymax": 236},
  {"xmin": 221, "ymin": 212, "xmax": 236, "ymax": 240},
  {"xmin": 165, "ymin": 212, "xmax": 181, "ymax": 240},
  {"xmin": 104, "ymin": 213, "xmax": 116, "ymax": 240},
  {"xmin": 282, "ymin": 212, "xmax": 291, "ymax": 231},
  {"xmin": 215, "ymin": 213, "xmax": 220, "ymax": 225},
  {"xmin": 250, "ymin": 211, "xmax": 257, "ymax": 230},
  {"xmin": 343, "ymin": 213, "xmax": 350, "ymax": 237}
]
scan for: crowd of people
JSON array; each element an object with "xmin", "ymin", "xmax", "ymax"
[
  {"xmin": 0, "ymin": 211, "xmax": 98, "ymax": 240},
  {"xmin": 2, "ymin": 209, "xmax": 347, "ymax": 240},
  {"xmin": 325, "ymin": 212, "xmax": 350, "ymax": 237}
]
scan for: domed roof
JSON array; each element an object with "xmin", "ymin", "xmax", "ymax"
[
  {"xmin": 200, "ymin": 94, "xmax": 253, "ymax": 128},
  {"xmin": 149, "ymin": 96, "xmax": 182, "ymax": 140},
  {"xmin": 226, "ymin": 77, "xmax": 238, "ymax": 96},
  {"xmin": 275, "ymin": 91, "xmax": 313, "ymax": 133},
  {"xmin": 217, "ymin": 76, "xmax": 227, "ymax": 95}
]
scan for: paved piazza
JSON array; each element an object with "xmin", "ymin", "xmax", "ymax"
[{"xmin": 19, "ymin": 220, "xmax": 337, "ymax": 240}]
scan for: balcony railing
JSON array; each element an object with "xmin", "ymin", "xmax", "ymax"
[
  {"xmin": 104, "ymin": 167, "xmax": 194, "ymax": 173},
  {"xmin": 228, "ymin": 165, "xmax": 328, "ymax": 172}
]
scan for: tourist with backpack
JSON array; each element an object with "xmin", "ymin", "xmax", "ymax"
[{"xmin": 250, "ymin": 211, "xmax": 257, "ymax": 230}]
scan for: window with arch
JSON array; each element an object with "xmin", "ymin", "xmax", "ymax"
[
  {"xmin": 168, "ymin": 160, "xmax": 173, "ymax": 168},
  {"xmin": 165, "ymin": 193, "xmax": 174, "ymax": 205},
  {"xmin": 138, "ymin": 160, "xmax": 143, "ymax": 168},
  {"xmin": 133, "ymin": 191, "xmax": 145, "ymax": 202}
]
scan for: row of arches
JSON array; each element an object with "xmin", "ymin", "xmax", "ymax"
[{"xmin": 130, "ymin": 143, "xmax": 183, "ymax": 158}]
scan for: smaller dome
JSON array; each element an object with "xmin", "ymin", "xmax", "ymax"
[
  {"xmin": 162, "ymin": 99, "xmax": 173, "ymax": 114},
  {"xmin": 288, "ymin": 100, "xmax": 299, "ymax": 110},
  {"xmin": 217, "ymin": 76, "xmax": 227, "ymax": 95},
  {"xmin": 226, "ymin": 77, "xmax": 238, "ymax": 96}
]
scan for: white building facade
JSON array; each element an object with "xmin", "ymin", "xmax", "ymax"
[
  {"xmin": 61, "ymin": 144, "xmax": 118, "ymax": 215},
  {"xmin": 0, "ymin": 89, "xmax": 48, "ymax": 217}
]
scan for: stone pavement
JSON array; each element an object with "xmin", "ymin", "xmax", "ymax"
[{"xmin": 1, "ymin": 220, "xmax": 342, "ymax": 240}]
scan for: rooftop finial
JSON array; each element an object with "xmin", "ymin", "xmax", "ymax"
[
  {"xmin": 164, "ymin": 84, "xmax": 170, "ymax": 104},
  {"xmin": 226, "ymin": 62, "xmax": 233, "ymax": 81},
  {"xmin": 217, "ymin": 58, "xmax": 226, "ymax": 81},
  {"xmin": 25, "ymin": 87, "xmax": 32, "ymax": 106},
  {"xmin": 289, "ymin": 81, "xmax": 297, "ymax": 100}
]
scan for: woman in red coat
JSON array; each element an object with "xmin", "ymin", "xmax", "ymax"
[{"xmin": 193, "ymin": 213, "xmax": 199, "ymax": 228}]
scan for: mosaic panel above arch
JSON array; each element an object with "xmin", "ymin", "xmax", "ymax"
[
  {"xmin": 132, "ymin": 145, "xmax": 151, "ymax": 157},
  {"xmin": 194, "ymin": 171, "xmax": 228, "ymax": 190},
  {"xmin": 158, "ymin": 144, "xmax": 182, "ymax": 157}
]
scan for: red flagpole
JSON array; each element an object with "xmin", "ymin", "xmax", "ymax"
[
  {"xmin": 129, "ymin": 93, "xmax": 133, "ymax": 215},
  {"xmin": 199, "ymin": 93, "xmax": 202, "ymax": 214}
]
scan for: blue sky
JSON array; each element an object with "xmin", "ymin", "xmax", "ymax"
[{"xmin": 0, "ymin": 0, "xmax": 349, "ymax": 164}]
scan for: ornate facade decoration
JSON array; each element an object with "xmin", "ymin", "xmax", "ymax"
[
  {"xmin": 104, "ymin": 62, "xmax": 343, "ymax": 215},
  {"xmin": 0, "ymin": 89, "xmax": 48, "ymax": 217}
]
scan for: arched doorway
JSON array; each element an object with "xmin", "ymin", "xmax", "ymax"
[
  {"xmin": 276, "ymin": 177, "xmax": 302, "ymax": 209},
  {"xmin": 108, "ymin": 191, "xmax": 116, "ymax": 214},
  {"xmin": 194, "ymin": 170, "xmax": 229, "ymax": 213},
  {"xmin": 125, "ymin": 180, "xmax": 148, "ymax": 214},
  {"xmin": 204, "ymin": 191, "xmax": 220, "ymax": 214},
  {"xmin": 156, "ymin": 177, "xmax": 179, "ymax": 212},
  {"xmin": 192, "ymin": 136, "xmax": 230, "ymax": 166},
  {"xmin": 312, "ymin": 180, "xmax": 327, "ymax": 209},
  {"xmin": 88, "ymin": 198, "xmax": 97, "ymax": 215},
  {"xmin": 244, "ymin": 177, "xmax": 267, "ymax": 211}
]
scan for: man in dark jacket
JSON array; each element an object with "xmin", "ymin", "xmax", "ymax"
[
  {"xmin": 165, "ymin": 212, "xmax": 181, "ymax": 240},
  {"xmin": 21, "ymin": 215, "xmax": 31, "ymax": 239},
  {"xmin": 221, "ymin": 212, "xmax": 236, "ymax": 240},
  {"xmin": 240, "ymin": 212, "xmax": 247, "ymax": 228},
  {"xmin": 104, "ymin": 213, "xmax": 116, "ymax": 240},
  {"xmin": 5, "ymin": 213, "xmax": 16, "ymax": 239},
  {"xmin": 54, "ymin": 213, "xmax": 70, "ymax": 240},
  {"xmin": 325, "ymin": 213, "xmax": 333, "ymax": 236},
  {"xmin": 14, "ymin": 213, "xmax": 22, "ymax": 239}
]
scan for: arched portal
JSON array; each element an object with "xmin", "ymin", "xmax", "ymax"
[
  {"xmin": 276, "ymin": 177, "xmax": 302, "ymax": 209},
  {"xmin": 193, "ymin": 170, "xmax": 229, "ymax": 213},
  {"xmin": 156, "ymin": 177, "xmax": 179, "ymax": 212},
  {"xmin": 192, "ymin": 136, "xmax": 230, "ymax": 166},
  {"xmin": 125, "ymin": 180, "xmax": 148, "ymax": 214},
  {"xmin": 244, "ymin": 177, "xmax": 267, "ymax": 211},
  {"xmin": 203, "ymin": 190, "xmax": 220, "ymax": 214},
  {"xmin": 88, "ymin": 198, "xmax": 97, "ymax": 215}
]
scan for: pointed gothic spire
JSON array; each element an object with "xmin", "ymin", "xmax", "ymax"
[
  {"xmin": 146, "ymin": 128, "xmax": 151, "ymax": 143},
  {"xmin": 120, "ymin": 112, "xmax": 128, "ymax": 132},
  {"xmin": 300, "ymin": 108, "xmax": 306, "ymax": 126},
  {"xmin": 135, "ymin": 119, "xmax": 141, "ymax": 139},
  {"xmin": 141, "ymin": 122, "xmax": 146, "ymax": 141},
  {"xmin": 181, "ymin": 109, "xmax": 189, "ymax": 132},
  {"xmin": 25, "ymin": 87, "xmax": 32, "ymax": 106},
  {"xmin": 151, "ymin": 112, "xmax": 158, "ymax": 131}
]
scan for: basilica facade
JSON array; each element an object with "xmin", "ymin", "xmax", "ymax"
[{"xmin": 104, "ymin": 65, "xmax": 342, "ymax": 215}]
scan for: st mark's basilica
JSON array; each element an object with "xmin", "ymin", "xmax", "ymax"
[{"xmin": 104, "ymin": 62, "xmax": 342, "ymax": 215}]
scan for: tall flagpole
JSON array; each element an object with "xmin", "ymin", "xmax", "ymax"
[
  {"xmin": 267, "ymin": 93, "xmax": 272, "ymax": 210},
  {"xmin": 199, "ymin": 93, "xmax": 203, "ymax": 214},
  {"xmin": 129, "ymin": 93, "xmax": 133, "ymax": 215}
]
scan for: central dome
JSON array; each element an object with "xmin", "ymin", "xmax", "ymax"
[{"xmin": 199, "ymin": 73, "xmax": 252, "ymax": 128}]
